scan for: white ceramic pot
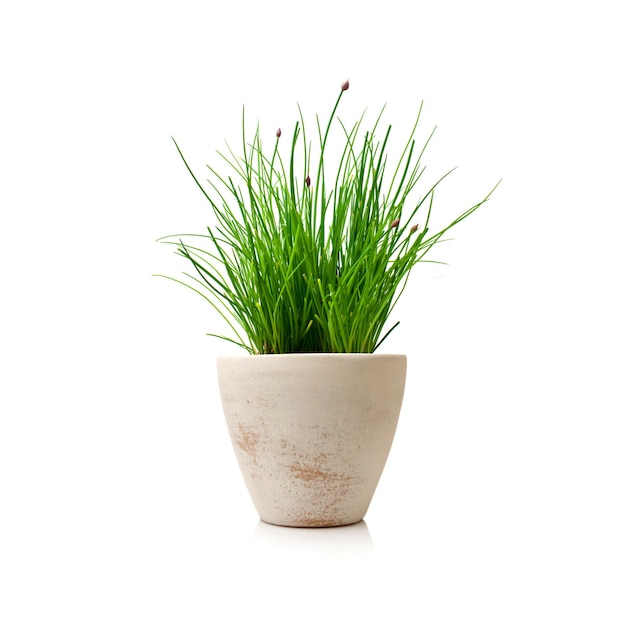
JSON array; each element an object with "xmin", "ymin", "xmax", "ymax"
[{"xmin": 217, "ymin": 353, "xmax": 406, "ymax": 527}]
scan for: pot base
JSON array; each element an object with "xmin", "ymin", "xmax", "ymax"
[{"xmin": 260, "ymin": 517, "xmax": 365, "ymax": 529}]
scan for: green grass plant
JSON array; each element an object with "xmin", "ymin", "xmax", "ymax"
[{"xmin": 157, "ymin": 81, "xmax": 499, "ymax": 354}]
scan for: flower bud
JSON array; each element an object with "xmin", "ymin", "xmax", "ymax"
[
  {"xmin": 305, "ymin": 174, "xmax": 311, "ymax": 187},
  {"xmin": 410, "ymin": 223, "xmax": 419, "ymax": 233},
  {"xmin": 276, "ymin": 128, "xmax": 282, "ymax": 138},
  {"xmin": 390, "ymin": 218, "xmax": 400, "ymax": 229},
  {"xmin": 341, "ymin": 79, "xmax": 350, "ymax": 91}
]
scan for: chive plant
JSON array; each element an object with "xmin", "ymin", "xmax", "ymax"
[{"xmin": 158, "ymin": 80, "xmax": 499, "ymax": 354}]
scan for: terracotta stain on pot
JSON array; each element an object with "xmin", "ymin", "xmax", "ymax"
[
  {"xmin": 289, "ymin": 463, "xmax": 332, "ymax": 482},
  {"xmin": 288, "ymin": 452, "xmax": 354, "ymax": 484},
  {"xmin": 233, "ymin": 424, "xmax": 260, "ymax": 457},
  {"xmin": 292, "ymin": 460, "xmax": 352, "ymax": 500},
  {"xmin": 281, "ymin": 449, "xmax": 365, "ymax": 526}
]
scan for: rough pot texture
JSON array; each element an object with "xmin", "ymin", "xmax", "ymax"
[{"xmin": 217, "ymin": 354, "xmax": 407, "ymax": 527}]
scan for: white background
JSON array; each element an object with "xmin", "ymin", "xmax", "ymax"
[{"xmin": 1, "ymin": 1, "xmax": 625, "ymax": 624}]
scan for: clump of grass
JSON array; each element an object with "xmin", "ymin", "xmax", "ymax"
[{"xmin": 157, "ymin": 80, "xmax": 499, "ymax": 354}]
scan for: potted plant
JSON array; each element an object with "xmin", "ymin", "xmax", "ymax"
[{"xmin": 158, "ymin": 79, "xmax": 499, "ymax": 527}]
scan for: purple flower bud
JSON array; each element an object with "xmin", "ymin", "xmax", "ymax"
[
  {"xmin": 341, "ymin": 79, "xmax": 350, "ymax": 92},
  {"xmin": 305, "ymin": 174, "xmax": 311, "ymax": 187},
  {"xmin": 410, "ymin": 223, "xmax": 419, "ymax": 233},
  {"xmin": 276, "ymin": 128, "xmax": 282, "ymax": 138},
  {"xmin": 390, "ymin": 218, "xmax": 400, "ymax": 229}
]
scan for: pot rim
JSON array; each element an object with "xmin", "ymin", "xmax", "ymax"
[{"xmin": 217, "ymin": 352, "xmax": 407, "ymax": 359}]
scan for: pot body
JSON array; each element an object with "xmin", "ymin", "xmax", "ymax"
[{"xmin": 217, "ymin": 353, "xmax": 406, "ymax": 527}]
